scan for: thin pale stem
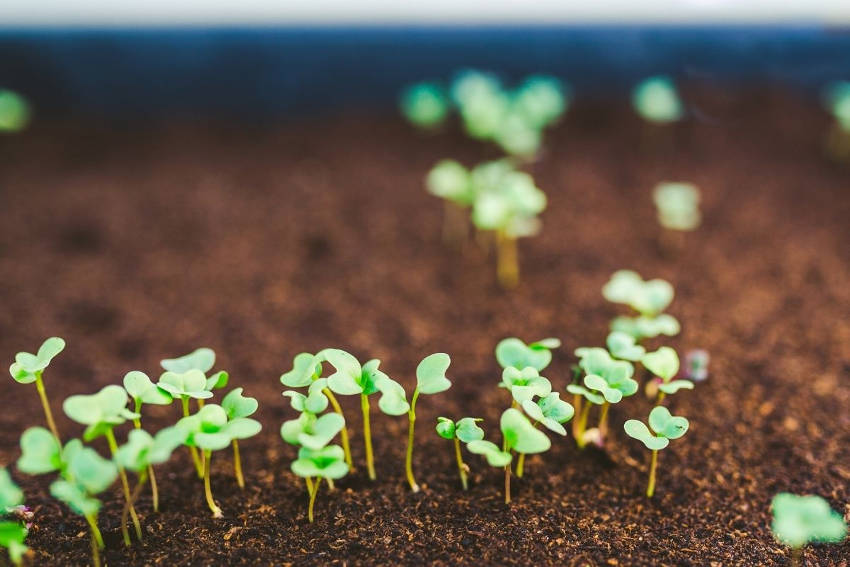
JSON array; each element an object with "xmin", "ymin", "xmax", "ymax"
[
  {"xmin": 308, "ymin": 477, "xmax": 322, "ymax": 523},
  {"xmin": 496, "ymin": 230, "xmax": 519, "ymax": 289},
  {"xmin": 304, "ymin": 476, "xmax": 313, "ymax": 494},
  {"xmin": 203, "ymin": 450, "xmax": 222, "ymax": 518},
  {"xmin": 516, "ymin": 453, "xmax": 526, "ymax": 478},
  {"xmin": 575, "ymin": 402, "xmax": 592, "ymax": 448},
  {"xmin": 133, "ymin": 399, "xmax": 142, "ymax": 429},
  {"xmin": 34, "ymin": 373, "xmax": 61, "ymax": 444},
  {"xmin": 232, "ymin": 439, "xmax": 245, "ymax": 489},
  {"xmin": 571, "ymin": 393, "xmax": 582, "ymax": 438},
  {"xmin": 504, "ymin": 464, "xmax": 511, "ymax": 504},
  {"xmin": 790, "ymin": 547, "xmax": 802, "ymax": 567},
  {"xmin": 361, "ymin": 394, "xmax": 376, "ymax": 481},
  {"xmin": 324, "ymin": 389, "xmax": 353, "ymax": 470},
  {"xmin": 149, "ymin": 465, "xmax": 159, "ymax": 512},
  {"xmin": 327, "ymin": 478, "xmax": 335, "ymax": 491},
  {"xmin": 85, "ymin": 514, "xmax": 103, "ymax": 567},
  {"xmin": 655, "ymin": 391, "xmax": 667, "ymax": 406},
  {"xmin": 197, "ymin": 399, "xmax": 205, "ymax": 410},
  {"xmin": 182, "ymin": 398, "xmax": 204, "ymax": 478},
  {"xmin": 598, "ymin": 402, "xmax": 610, "ymax": 440},
  {"xmin": 405, "ymin": 390, "xmax": 421, "ymax": 492},
  {"xmin": 122, "ymin": 472, "xmax": 147, "ymax": 538},
  {"xmin": 454, "ymin": 437, "xmax": 468, "ymax": 490},
  {"xmin": 106, "ymin": 429, "xmax": 143, "ymax": 543},
  {"xmin": 647, "ymin": 449, "xmax": 659, "ymax": 498}
]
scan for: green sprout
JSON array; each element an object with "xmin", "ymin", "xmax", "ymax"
[
  {"xmin": 642, "ymin": 346, "xmax": 692, "ymax": 403},
  {"xmin": 825, "ymin": 81, "xmax": 850, "ymax": 133},
  {"xmin": 291, "ymin": 445, "xmax": 348, "ymax": 523},
  {"xmin": 624, "ymin": 406, "xmax": 689, "ymax": 498},
  {"xmin": 511, "ymin": 75, "xmax": 568, "ymax": 133},
  {"xmin": 404, "ymin": 353, "xmax": 452, "ymax": 492},
  {"xmin": 221, "ymin": 387, "xmax": 259, "ymax": 489},
  {"xmin": 157, "ymin": 368, "xmax": 213, "ymax": 477},
  {"xmin": 123, "ymin": 370, "xmax": 172, "ymax": 511},
  {"xmin": 177, "ymin": 404, "xmax": 261, "ymax": 517},
  {"xmin": 495, "ymin": 336, "xmax": 560, "ymax": 372},
  {"xmin": 499, "ymin": 366, "xmax": 552, "ymax": 404},
  {"xmin": 161, "ymin": 347, "xmax": 229, "ymax": 405},
  {"xmin": 467, "ymin": 408, "xmax": 550, "ymax": 503},
  {"xmin": 0, "ymin": 467, "xmax": 27, "ymax": 566},
  {"xmin": 9, "ymin": 337, "xmax": 65, "ymax": 443},
  {"xmin": 602, "ymin": 270, "xmax": 680, "ymax": 340},
  {"xmin": 653, "ymin": 182, "xmax": 701, "ymax": 231},
  {"xmin": 0, "ymin": 90, "xmax": 30, "ymax": 132},
  {"xmin": 63, "ymin": 385, "xmax": 143, "ymax": 545},
  {"xmin": 606, "ymin": 331, "xmax": 646, "ymax": 361},
  {"xmin": 426, "ymin": 159, "xmax": 475, "ymax": 244},
  {"xmin": 771, "ymin": 493, "xmax": 848, "ymax": 566},
  {"xmin": 684, "ymin": 349, "xmax": 709, "ymax": 382},
  {"xmin": 451, "ymin": 70, "xmax": 509, "ymax": 141},
  {"xmin": 435, "ymin": 417, "xmax": 484, "ymax": 490},
  {"xmin": 516, "ymin": 392, "xmax": 573, "ymax": 477},
  {"xmin": 400, "ymin": 82, "xmax": 449, "ymax": 129},
  {"xmin": 632, "ymin": 76, "xmax": 683, "ymax": 124}
]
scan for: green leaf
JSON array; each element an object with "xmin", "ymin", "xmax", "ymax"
[
  {"xmin": 648, "ymin": 406, "xmax": 689, "ymax": 440},
  {"xmin": 298, "ymin": 413, "xmax": 345, "ymax": 450},
  {"xmin": 280, "ymin": 414, "xmax": 311, "ymax": 446},
  {"xmin": 435, "ymin": 417, "xmax": 455, "ymax": 440},
  {"xmin": 8, "ymin": 363, "xmax": 36, "ymax": 385},
  {"xmin": 160, "ymin": 347, "xmax": 215, "ymax": 374},
  {"xmin": 455, "ymin": 418, "xmax": 485, "ymax": 443},
  {"xmin": 512, "ymin": 75, "xmax": 567, "ymax": 130},
  {"xmin": 500, "ymin": 367, "xmax": 552, "ymax": 403},
  {"xmin": 63, "ymin": 385, "xmax": 139, "ymax": 429},
  {"xmin": 0, "ymin": 468, "xmax": 23, "ymax": 510},
  {"xmin": 205, "ymin": 371, "xmax": 229, "ymax": 391},
  {"xmin": 280, "ymin": 353, "xmax": 322, "ymax": 388},
  {"xmin": 401, "ymin": 82, "xmax": 449, "ymax": 129},
  {"xmin": 501, "ymin": 408, "xmax": 551, "ymax": 454},
  {"xmin": 642, "ymin": 347, "xmax": 680, "ymax": 381},
  {"xmin": 360, "ymin": 359, "xmax": 386, "ymax": 396},
  {"xmin": 67, "ymin": 446, "xmax": 118, "ymax": 494},
  {"xmin": 632, "ymin": 76, "xmax": 683, "ymax": 124},
  {"xmin": 425, "ymin": 160, "xmax": 474, "ymax": 206},
  {"xmin": 123, "ymin": 371, "xmax": 172, "ymax": 405},
  {"xmin": 466, "ymin": 440, "xmax": 512, "ymax": 467},
  {"xmin": 10, "ymin": 337, "xmax": 66, "ymax": 383},
  {"xmin": 225, "ymin": 418, "xmax": 262, "ymax": 440},
  {"xmin": 322, "ymin": 349, "xmax": 364, "ymax": 395},
  {"xmin": 114, "ymin": 429, "xmax": 155, "ymax": 472},
  {"xmin": 282, "ymin": 391, "xmax": 307, "ymax": 413},
  {"xmin": 149, "ymin": 426, "xmax": 188, "ymax": 464},
  {"xmin": 178, "ymin": 404, "xmax": 230, "ymax": 449},
  {"xmin": 495, "ymin": 337, "xmax": 557, "ymax": 371},
  {"xmin": 415, "ymin": 353, "xmax": 452, "ymax": 395},
  {"xmin": 17, "ymin": 428, "xmax": 62, "ymax": 474},
  {"xmin": 583, "ymin": 374, "xmax": 623, "ymax": 404},
  {"xmin": 222, "ymin": 387, "xmax": 258, "ymax": 419},
  {"xmin": 771, "ymin": 493, "xmax": 848, "ymax": 549},
  {"xmin": 157, "ymin": 369, "xmax": 213, "ymax": 400},
  {"xmin": 606, "ymin": 332, "xmax": 646, "ymax": 361},
  {"xmin": 49, "ymin": 480, "xmax": 101, "ymax": 517},
  {"xmin": 658, "ymin": 380, "xmax": 694, "ymax": 395},
  {"xmin": 374, "ymin": 377, "xmax": 409, "ymax": 416},
  {"xmin": 193, "ymin": 432, "xmax": 232, "ymax": 451},
  {"xmin": 292, "ymin": 445, "xmax": 348, "ymax": 479},
  {"xmin": 0, "ymin": 521, "xmax": 28, "ymax": 563},
  {"xmin": 654, "ymin": 182, "xmax": 701, "ymax": 231},
  {"xmin": 522, "ymin": 392, "xmax": 574, "ymax": 435},
  {"xmin": 602, "ymin": 270, "xmax": 644, "ymax": 304},
  {"xmin": 566, "ymin": 384, "xmax": 605, "ymax": 405},
  {"xmin": 575, "ymin": 347, "xmax": 614, "ymax": 377},
  {"xmin": 623, "ymin": 420, "xmax": 669, "ymax": 451}
]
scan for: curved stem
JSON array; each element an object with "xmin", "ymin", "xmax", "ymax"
[
  {"xmin": 515, "ymin": 453, "xmax": 526, "ymax": 478},
  {"xmin": 324, "ymin": 389, "xmax": 353, "ymax": 471},
  {"xmin": 203, "ymin": 450, "xmax": 222, "ymax": 518},
  {"xmin": 454, "ymin": 437, "xmax": 468, "ymax": 490},
  {"xmin": 308, "ymin": 477, "xmax": 322, "ymax": 523},
  {"xmin": 647, "ymin": 449, "xmax": 659, "ymax": 498},
  {"xmin": 232, "ymin": 439, "xmax": 245, "ymax": 489},
  {"xmin": 304, "ymin": 476, "xmax": 313, "ymax": 495},
  {"xmin": 106, "ymin": 429, "xmax": 143, "ymax": 543},
  {"xmin": 361, "ymin": 394, "xmax": 376, "ymax": 481},
  {"xmin": 85, "ymin": 514, "xmax": 103, "ymax": 567},
  {"xmin": 122, "ymin": 472, "xmax": 148, "ymax": 538},
  {"xmin": 405, "ymin": 390, "xmax": 420, "ymax": 492},
  {"xmin": 34, "ymin": 373, "xmax": 61, "ymax": 445},
  {"xmin": 496, "ymin": 230, "xmax": 519, "ymax": 289},
  {"xmin": 181, "ymin": 398, "xmax": 204, "ymax": 478}
]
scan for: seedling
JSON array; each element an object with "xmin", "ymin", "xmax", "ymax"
[
  {"xmin": 684, "ymin": 349, "xmax": 709, "ymax": 382},
  {"xmin": 123, "ymin": 370, "xmax": 172, "ymax": 511},
  {"xmin": 467, "ymin": 408, "xmax": 550, "ymax": 503},
  {"xmin": 177, "ymin": 404, "xmax": 261, "ymax": 517},
  {"xmin": 400, "ymin": 82, "xmax": 449, "ymax": 129},
  {"xmin": 516, "ymin": 392, "xmax": 573, "ymax": 476},
  {"xmin": 602, "ymin": 270, "xmax": 680, "ymax": 340},
  {"xmin": 9, "ymin": 337, "xmax": 65, "ymax": 443},
  {"xmin": 642, "ymin": 346, "xmax": 692, "ymax": 403},
  {"xmin": 771, "ymin": 493, "xmax": 847, "ymax": 566},
  {"xmin": 435, "ymin": 417, "xmax": 484, "ymax": 490},
  {"xmin": 0, "ymin": 467, "xmax": 27, "ymax": 565},
  {"xmin": 624, "ymin": 406, "xmax": 689, "ymax": 497},
  {"xmin": 606, "ymin": 331, "xmax": 646, "ymax": 361},
  {"xmin": 451, "ymin": 70, "xmax": 510, "ymax": 141},
  {"xmin": 291, "ymin": 445, "xmax": 348, "ymax": 522},
  {"xmin": 161, "ymin": 347, "xmax": 229, "ymax": 405},
  {"xmin": 404, "ymin": 353, "xmax": 452, "ymax": 492},
  {"xmin": 499, "ymin": 366, "xmax": 552, "ymax": 404},
  {"xmin": 653, "ymin": 182, "xmax": 701, "ymax": 231},
  {"xmin": 0, "ymin": 90, "xmax": 29, "ymax": 132},
  {"xmin": 495, "ymin": 337, "xmax": 560, "ymax": 371},
  {"xmin": 157, "ymin": 368, "xmax": 213, "ymax": 477},
  {"xmin": 823, "ymin": 81, "xmax": 850, "ymax": 161},
  {"xmin": 221, "ymin": 387, "xmax": 259, "ymax": 488},
  {"xmin": 426, "ymin": 160, "xmax": 475, "ymax": 244},
  {"xmin": 63, "ymin": 385, "xmax": 143, "ymax": 545},
  {"xmin": 511, "ymin": 75, "xmax": 568, "ymax": 133},
  {"xmin": 632, "ymin": 76, "xmax": 683, "ymax": 124}
]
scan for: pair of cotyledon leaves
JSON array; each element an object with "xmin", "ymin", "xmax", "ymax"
[
  {"xmin": 603, "ymin": 270, "xmax": 675, "ymax": 318},
  {"xmin": 771, "ymin": 493, "xmax": 847, "ymax": 549},
  {"xmin": 654, "ymin": 182, "xmax": 701, "ymax": 232},
  {"xmin": 466, "ymin": 408, "xmax": 551, "ymax": 467},
  {"xmin": 291, "ymin": 445, "xmax": 348, "ymax": 480},
  {"xmin": 495, "ymin": 337, "xmax": 560, "ymax": 372},
  {"xmin": 499, "ymin": 366, "xmax": 552, "ymax": 404},
  {"xmin": 63, "ymin": 385, "xmax": 141, "ymax": 441},
  {"xmin": 281, "ymin": 412, "xmax": 345, "ymax": 451},
  {"xmin": 642, "ymin": 346, "xmax": 693, "ymax": 395},
  {"xmin": 623, "ymin": 406, "xmax": 689, "ymax": 451},
  {"xmin": 157, "ymin": 347, "xmax": 229, "ymax": 398},
  {"xmin": 436, "ymin": 417, "xmax": 485, "ymax": 443},
  {"xmin": 520, "ymin": 393, "xmax": 575, "ymax": 436},
  {"xmin": 177, "ymin": 403, "xmax": 261, "ymax": 452},
  {"xmin": 9, "ymin": 337, "xmax": 65, "ymax": 384},
  {"xmin": 569, "ymin": 347, "xmax": 638, "ymax": 405},
  {"xmin": 611, "ymin": 315, "xmax": 681, "ymax": 340}
]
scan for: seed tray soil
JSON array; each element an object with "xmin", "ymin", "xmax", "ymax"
[{"xmin": 0, "ymin": 89, "xmax": 849, "ymax": 566}]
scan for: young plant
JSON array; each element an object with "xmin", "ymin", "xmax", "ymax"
[
  {"xmin": 157, "ymin": 368, "xmax": 213, "ymax": 477},
  {"xmin": 221, "ymin": 387, "xmax": 259, "ymax": 488},
  {"xmin": 467, "ymin": 408, "xmax": 550, "ymax": 503},
  {"xmin": 0, "ymin": 468, "xmax": 27, "ymax": 566},
  {"xmin": 400, "ymin": 82, "xmax": 449, "ymax": 130},
  {"xmin": 426, "ymin": 160, "xmax": 476, "ymax": 245},
  {"xmin": 0, "ymin": 90, "xmax": 29, "ymax": 132},
  {"xmin": 606, "ymin": 331, "xmax": 646, "ymax": 362},
  {"xmin": 123, "ymin": 371, "xmax": 173, "ymax": 511},
  {"xmin": 822, "ymin": 81, "xmax": 850, "ymax": 161},
  {"xmin": 62, "ymin": 385, "xmax": 143, "ymax": 545},
  {"xmin": 451, "ymin": 70, "xmax": 510, "ymax": 141},
  {"xmin": 623, "ymin": 406, "xmax": 689, "ymax": 497},
  {"xmin": 499, "ymin": 366, "xmax": 552, "ymax": 405},
  {"xmin": 642, "ymin": 346, "xmax": 692, "ymax": 403},
  {"xmin": 404, "ymin": 353, "xmax": 452, "ymax": 492},
  {"xmin": 435, "ymin": 417, "xmax": 484, "ymax": 490},
  {"xmin": 177, "ymin": 404, "xmax": 261, "ymax": 517},
  {"xmin": 632, "ymin": 76, "xmax": 683, "ymax": 125},
  {"xmin": 9, "ymin": 337, "xmax": 65, "ymax": 443},
  {"xmin": 602, "ymin": 270, "xmax": 680, "ymax": 340},
  {"xmin": 771, "ymin": 493, "xmax": 848, "ymax": 566},
  {"xmin": 160, "ymin": 347, "xmax": 229, "ymax": 406},
  {"xmin": 291, "ymin": 445, "xmax": 348, "ymax": 523},
  {"xmin": 653, "ymin": 182, "xmax": 701, "ymax": 231},
  {"xmin": 684, "ymin": 349, "xmax": 709, "ymax": 382},
  {"xmin": 495, "ymin": 337, "xmax": 560, "ymax": 372},
  {"xmin": 516, "ymin": 392, "xmax": 573, "ymax": 477}
]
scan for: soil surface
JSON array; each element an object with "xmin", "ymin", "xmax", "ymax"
[{"xmin": 0, "ymin": 89, "xmax": 849, "ymax": 566}]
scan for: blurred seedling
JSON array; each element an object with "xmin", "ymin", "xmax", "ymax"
[
  {"xmin": 499, "ymin": 366, "xmax": 552, "ymax": 405},
  {"xmin": 0, "ymin": 467, "xmax": 27, "ymax": 566},
  {"xmin": 632, "ymin": 76, "xmax": 683, "ymax": 125},
  {"xmin": 435, "ymin": 417, "xmax": 484, "ymax": 490},
  {"xmin": 642, "ymin": 347, "xmax": 692, "ymax": 403},
  {"xmin": 516, "ymin": 392, "xmax": 573, "ymax": 477},
  {"xmin": 157, "ymin": 368, "xmax": 213, "ymax": 477},
  {"xmin": 9, "ymin": 337, "xmax": 66, "ymax": 443},
  {"xmin": 606, "ymin": 331, "xmax": 646, "ymax": 362},
  {"xmin": 496, "ymin": 337, "xmax": 560, "ymax": 372},
  {"xmin": 222, "ymin": 388, "xmax": 260, "ymax": 489},
  {"xmin": 684, "ymin": 349, "xmax": 709, "ymax": 382},
  {"xmin": 426, "ymin": 160, "xmax": 476, "ymax": 245},
  {"xmin": 653, "ymin": 182, "xmax": 701, "ymax": 232},
  {"xmin": 771, "ymin": 493, "xmax": 848, "ymax": 567},
  {"xmin": 822, "ymin": 81, "xmax": 850, "ymax": 161},
  {"xmin": 291, "ymin": 445, "xmax": 348, "ymax": 522},
  {"xmin": 63, "ymin": 385, "xmax": 143, "ymax": 545},
  {"xmin": 177, "ymin": 404, "xmax": 261, "ymax": 517},
  {"xmin": 602, "ymin": 270, "xmax": 680, "ymax": 340},
  {"xmin": 0, "ymin": 90, "xmax": 30, "ymax": 132},
  {"xmin": 623, "ymin": 406, "xmax": 689, "ymax": 497},
  {"xmin": 400, "ymin": 82, "xmax": 449, "ymax": 130},
  {"xmin": 160, "ymin": 347, "xmax": 229, "ymax": 407}
]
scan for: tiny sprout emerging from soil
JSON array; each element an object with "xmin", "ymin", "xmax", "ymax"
[
  {"xmin": 603, "ymin": 270, "xmax": 680, "ymax": 340},
  {"xmin": 624, "ymin": 406, "xmax": 689, "ymax": 498},
  {"xmin": 400, "ymin": 82, "xmax": 449, "ymax": 129},
  {"xmin": 405, "ymin": 353, "xmax": 452, "ymax": 492},
  {"xmin": 63, "ymin": 385, "xmax": 143, "ymax": 545},
  {"xmin": 9, "ymin": 337, "xmax": 65, "ymax": 443},
  {"xmin": 0, "ymin": 467, "xmax": 27, "ymax": 565},
  {"xmin": 0, "ymin": 90, "xmax": 30, "ymax": 132},
  {"xmin": 771, "ymin": 493, "xmax": 848, "ymax": 566},
  {"xmin": 642, "ymin": 346, "xmax": 692, "ymax": 403},
  {"xmin": 292, "ymin": 445, "xmax": 348, "ymax": 523},
  {"xmin": 496, "ymin": 337, "xmax": 560, "ymax": 372},
  {"xmin": 222, "ymin": 387, "xmax": 259, "ymax": 489},
  {"xmin": 684, "ymin": 349, "xmax": 710, "ymax": 382},
  {"xmin": 653, "ymin": 182, "xmax": 701, "ymax": 231},
  {"xmin": 436, "ymin": 417, "xmax": 484, "ymax": 490},
  {"xmin": 632, "ymin": 76, "xmax": 684, "ymax": 124},
  {"xmin": 177, "ymin": 404, "xmax": 261, "ymax": 518}
]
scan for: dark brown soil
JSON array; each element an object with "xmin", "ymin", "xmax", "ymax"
[{"xmin": 1, "ymin": 88, "xmax": 849, "ymax": 566}]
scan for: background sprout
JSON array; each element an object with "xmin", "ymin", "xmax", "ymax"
[
  {"xmin": 606, "ymin": 331, "xmax": 646, "ymax": 361},
  {"xmin": 426, "ymin": 160, "xmax": 475, "ymax": 245},
  {"xmin": 642, "ymin": 346, "xmax": 692, "ymax": 402},
  {"xmin": 157, "ymin": 368, "xmax": 213, "ymax": 477},
  {"xmin": 0, "ymin": 90, "xmax": 30, "ymax": 132},
  {"xmin": 451, "ymin": 70, "xmax": 509, "ymax": 140},
  {"xmin": 512, "ymin": 75, "xmax": 568, "ymax": 132},
  {"xmin": 771, "ymin": 493, "xmax": 847, "ymax": 566},
  {"xmin": 823, "ymin": 82, "xmax": 850, "ymax": 160},
  {"xmin": 516, "ymin": 392, "xmax": 574, "ymax": 477},
  {"xmin": 653, "ymin": 182, "xmax": 701, "ymax": 231},
  {"xmin": 0, "ymin": 467, "xmax": 27, "ymax": 565},
  {"xmin": 499, "ymin": 367, "xmax": 552, "ymax": 405},
  {"xmin": 17, "ymin": 427, "xmax": 62, "ymax": 475},
  {"xmin": 624, "ymin": 406, "xmax": 689, "ymax": 497},
  {"xmin": 221, "ymin": 387, "xmax": 259, "ymax": 489},
  {"xmin": 602, "ymin": 270, "xmax": 680, "ymax": 340},
  {"xmin": 685, "ymin": 349, "xmax": 710, "ymax": 382},
  {"xmin": 404, "ymin": 353, "xmax": 452, "ymax": 493},
  {"xmin": 291, "ymin": 445, "xmax": 348, "ymax": 523},
  {"xmin": 9, "ymin": 337, "xmax": 65, "ymax": 443},
  {"xmin": 400, "ymin": 82, "xmax": 449, "ymax": 129},
  {"xmin": 177, "ymin": 404, "xmax": 261, "ymax": 518},
  {"xmin": 161, "ymin": 347, "xmax": 229, "ymax": 405},
  {"xmin": 495, "ymin": 337, "xmax": 560, "ymax": 372},
  {"xmin": 435, "ymin": 417, "xmax": 484, "ymax": 490},
  {"xmin": 632, "ymin": 76, "xmax": 684, "ymax": 124},
  {"xmin": 63, "ymin": 385, "xmax": 143, "ymax": 545}
]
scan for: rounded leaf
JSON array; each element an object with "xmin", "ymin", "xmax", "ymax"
[
  {"xmin": 375, "ymin": 378, "xmax": 410, "ymax": 416},
  {"xmin": 466, "ymin": 440, "xmax": 512, "ymax": 467},
  {"xmin": 435, "ymin": 417, "xmax": 456, "ymax": 440},
  {"xmin": 495, "ymin": 338, "xmax": 555, "ymax": 371},
  {"xmin": 222, "ymin": 387, "xmax": 258, "ymax": 419},
  {"xmin": 194, "ymin": 432, "xmax": 233, "ymax": 451},
  {"xmin": 323, "ymin": 349, "xmax": 364, "ymax": 395},
  {"xmin": 225, "ymin": 418, "xmax": 262, "ymax": 440},
  {"xmin": 0, "ymin": 468, "xmax": 24, "ymax": 510},
  {"xmin": 623, "ymin": 420, "xmax": 669, "ymax": 451},
  {"xmin": 280, "ymin": 353, "xmax": 321, "ymax": 388},
  {"xmin": 17, "ymin": 427, "xmax": 62, "ymax": 474},
  {"xmin": 771, "ymin": 493, "xmax": 848, "ymax": 548},
  {"xmin": 658, "ymin": 380, "xmax": 694, "ymax": 395},
  {"xmin": 642, "ymin": 347, "xmax": 680, "ymax": 382},
  {"xmin": 160, "ymin": 347, "xmax": 215, "ymax": 374},
  {"xmin": 500, "ymin": 408, "xmax": 551, "ymax": 454},
  {"xmin": 415, "ymin": 353, "xmax": 452, "ymax": 395},
  {"xmin": 455, "ymin": 418, "xmax": 485, "ymax": 443},
  {"xmin": 606, "ymin": 332, "xmax": 646, "ymax": 362},
  {"xmin": 299, "ymin": 413, "xmax": 345, "ymax": 450},
  {"xmin": 648, "ymin": 406, "xmax": 689, "ymax": 440}
]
